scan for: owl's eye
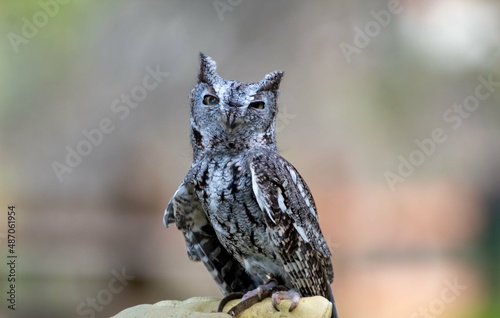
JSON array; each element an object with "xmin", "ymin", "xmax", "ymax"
[
  {"xmin": 203, "ymin": 95, "xmax": 219, "ymax": 105},
  {"xmin": 249, "ymin": 101, "xmax": 265, "ymax": 110}
]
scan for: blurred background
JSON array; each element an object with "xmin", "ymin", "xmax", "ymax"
[{"xmin": 1, "ymin": 1, "xmax": 499, "ymax": 317}]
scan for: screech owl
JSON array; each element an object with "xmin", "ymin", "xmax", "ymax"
[{"xmin": 164, "ymin": 53, "xmax": 338, "ymax": 318}]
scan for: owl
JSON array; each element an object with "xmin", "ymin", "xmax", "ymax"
[{"xmin": 164, "ymin": 53, "xmax": 338, "ymax": 318}]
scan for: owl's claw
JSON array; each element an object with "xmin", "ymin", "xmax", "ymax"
[
  {"xmin": 217, "ymin": 292, "xmax": 244, "ymax": 313},
  {"xmin": 241, "ymin": 279, "xmax": 278, "ymax": 301},
  {"xmin": 271, "ymin": 289, "xmax": 301, "ymax": 312},
  {"xmin": 221, "ymin": 279, "xmax": 300, "ymax": 317},
  {"xmin": 226, "ymin": 291, "xmax": 271, "ymax": 317},
  {"xmin": 220, "ymin": 280, "xmax": 278, "ymax": 316}
]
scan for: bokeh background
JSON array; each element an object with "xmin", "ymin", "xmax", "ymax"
[{"xmin": 1, "ymin": 1, "xmax": 499, "ymax": 317}]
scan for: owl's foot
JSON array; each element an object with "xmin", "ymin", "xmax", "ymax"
[
  {"xmin": 220, "ymin": 279, "xmax": 298, "ymax": 317},
  {"xmin": 219, "ymin": 280, "xmax": 279, "ymax": 316},
  {"xmin": 241, "ymin": 279, "xmax": 278, "ymax": 301}
]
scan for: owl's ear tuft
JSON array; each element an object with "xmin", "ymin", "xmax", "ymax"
[
  {"xmin": 258, "ymin": 71, "xmax": 284, "ymax": 92},
  {"xmin": 199, "ymin": 52, "xmax": 218, "ymax": 84}
]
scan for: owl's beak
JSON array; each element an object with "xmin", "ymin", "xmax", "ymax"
[{"xmin": 225, "ymin": 110, "xmax": 238, "ymax": 132}]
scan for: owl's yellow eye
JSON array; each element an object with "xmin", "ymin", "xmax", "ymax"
[
  {"xmin": 203, "ymin": 95, "xmax": 219, "ymax": 105},
  {"xmin": 249, "ymin": 101, "xmax": 265, "ymax": 110}
]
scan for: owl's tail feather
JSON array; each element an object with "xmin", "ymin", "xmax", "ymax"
[
  {"xmin": 326, "ymin": 284, "xmax": 339, "ymax": 318},
  {"xmin": 191, "ymin": 223, "xmax": 258, "ymax": 294}
]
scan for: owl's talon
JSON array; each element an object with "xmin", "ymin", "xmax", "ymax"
[
  {"xmin": 225, "ymin": 280, "xmax": 277, "ymax": 315},
  {"xmin": 218, "ymin": 292, "xmax": 244, "ymax": 312},
  {"xmin": 224, "ymin": 281, "xmax": 301, "ymax": 316},
  {"xmin": 271, "ymin": 289, "xmax": 301, "ymax": 312},
  {"xmin": 226, "ymin": 291, "xmax": 273, "ymax": 317},
  {"xmin": 241, "ymin": 279, "xmax": 278, "ymax": 301}
]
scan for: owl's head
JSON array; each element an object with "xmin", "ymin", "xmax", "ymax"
[{"xmin": 189, "ymin": 53, "xmax": 284, "ymax": 156}]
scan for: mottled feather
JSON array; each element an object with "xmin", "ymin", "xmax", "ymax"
[{"xmin": 248, "ymin": 149, "xmax": 334, "ymax": 296}]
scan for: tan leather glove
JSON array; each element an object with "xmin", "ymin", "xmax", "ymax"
[{"xmin": 112, "ymin": 296, "xmax": 333, "ymax": 318}]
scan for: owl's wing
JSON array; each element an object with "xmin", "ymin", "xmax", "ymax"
[
  {"xmin": 249, "ymin": 150, "xmax": 334, "ymax": 298},
  {"xmin": 165, "ymin": 178, "xmax": 258, "ymax": 295}
]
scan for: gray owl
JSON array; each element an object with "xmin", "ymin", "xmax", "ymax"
[{"xmin": 164, "ymin": 53, "xmax": 338, "ymax": 318}]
